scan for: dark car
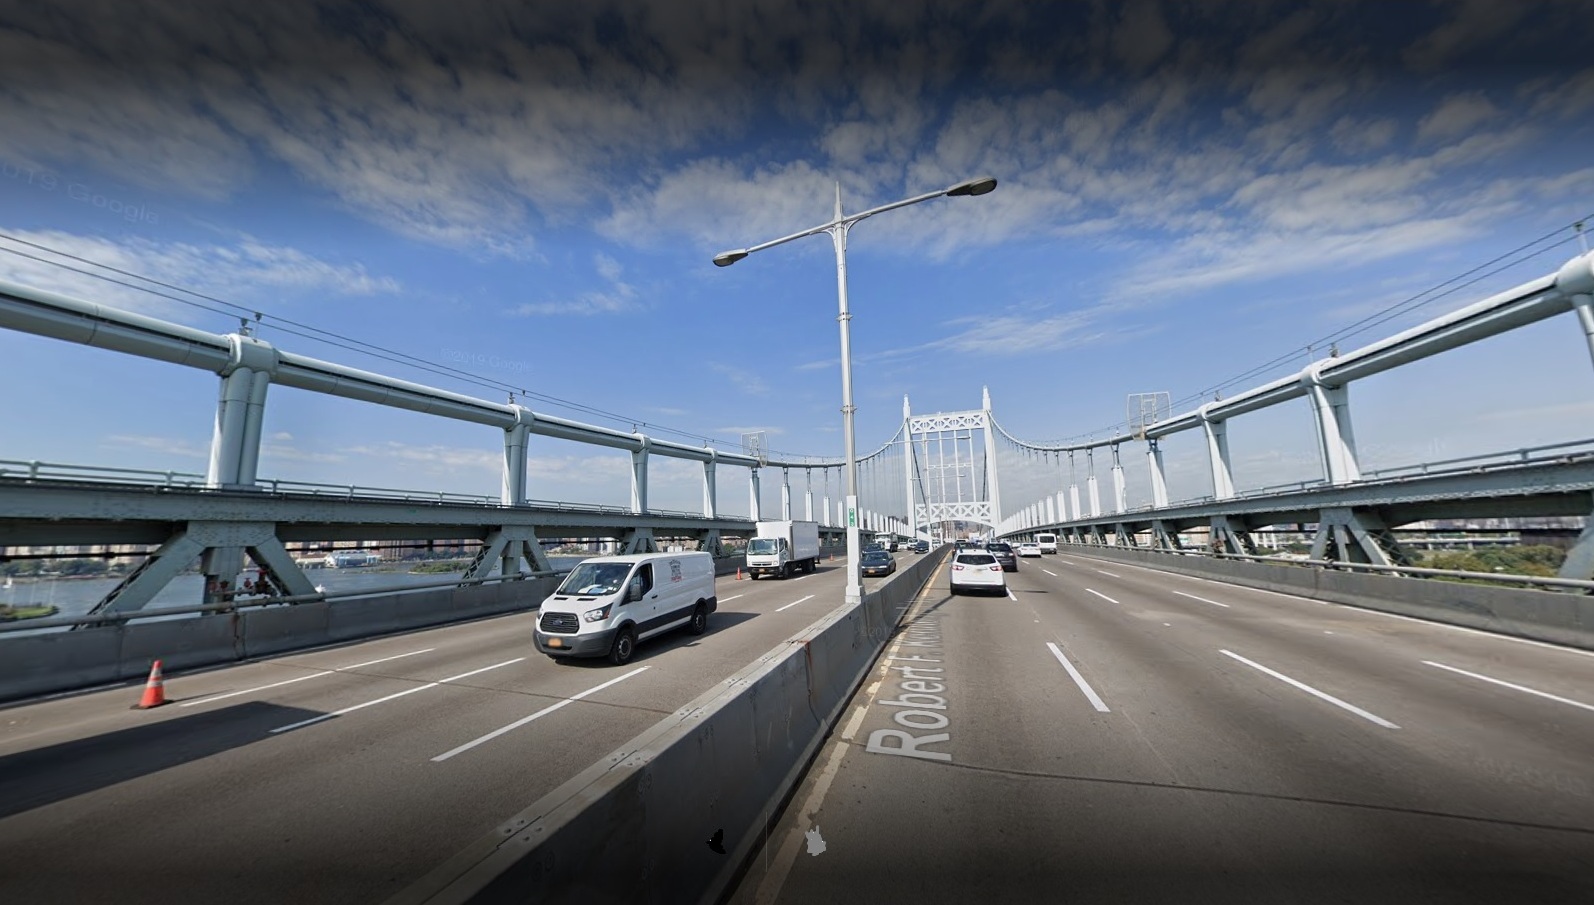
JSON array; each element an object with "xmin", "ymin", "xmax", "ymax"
[
  {"xmin": 864, "ymin": 541, "xmax": 886, "ymax": 553},
  {"xmin": 912, "ymin": 540, "xmax": 930, "ymax": 554},
  {"xmin": 985, "ymin": 542, "xmax": 1018, "ymax": 572},
  {"xmin": 860, "ymin": 550, "xmax": 896, "ymax": 577}
]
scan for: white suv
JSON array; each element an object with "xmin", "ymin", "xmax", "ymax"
[{"xmin": 950, "ymin": 551, "xmax": 1006, "ymax": 596}]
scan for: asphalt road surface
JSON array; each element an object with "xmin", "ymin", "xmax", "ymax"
[
  {"xmin": 0, "ymin": 552, "xmax": 910, "ymax": 905},
  {"xmin": 729, "ymin": 551, "xmax": 1594, "ymax": 904}
]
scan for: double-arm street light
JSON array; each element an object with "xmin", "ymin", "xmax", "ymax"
[{"xmin": 713, "ymin": 175, "xmax": 998, "ymax": 606}]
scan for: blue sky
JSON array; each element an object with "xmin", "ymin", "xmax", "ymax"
[{"xmin": 2, "ymin": 0, "xmax": 1593, "ymax": 518}]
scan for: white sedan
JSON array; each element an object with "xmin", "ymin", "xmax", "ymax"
[{"xmin": 1018, "ymin": 543, "xmax": 1042, "ymax": 557}]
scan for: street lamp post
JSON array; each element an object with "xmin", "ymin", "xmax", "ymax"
[{"xmin": 714, "ymin": 175, "xmax": 997, "ymax": 606}]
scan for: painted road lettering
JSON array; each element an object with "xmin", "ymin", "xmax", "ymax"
[{"xmin": 865, "ymin": 617, "xmax": 953, "ymax": 763}]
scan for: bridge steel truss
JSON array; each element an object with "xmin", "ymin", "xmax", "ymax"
[
  {"xmin": 0, "ymin": 477, "xmax": 799, "ymax": 620},
  {"xmin": 905, "ymin": 388, "xmax": 1004, "ymax": 538},
  {"xmin": 0, "ymin": 277, "xmax": 872, "ymax": 605},
  {"xmin": 987, "ymin": 249, "xmax": 1594, "ymax": 581},
  {"xmin": 1034, "ymin": 456, "xmax": 1594, "ymax": 573}
]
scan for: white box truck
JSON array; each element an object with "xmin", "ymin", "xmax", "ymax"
[
  {"xmin": 533, "ymin": 552, "xmax": 717, "ymax": 665},
  {"xmin": 745, "ymin": 520, "xmax": 821, "ymax": 579}
]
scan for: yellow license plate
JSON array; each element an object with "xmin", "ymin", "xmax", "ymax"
[{"xmin": 547, "ymin": 638, "xmax": 564, "ymax": 648}]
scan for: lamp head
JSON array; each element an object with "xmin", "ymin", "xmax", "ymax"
[
  {"xmin": 946, "ymin": 176, "xmax": 998, "ymax": 197},
  {"xmin": 712, "ymin": 249, "xmax": 749, "ymax": 267}
]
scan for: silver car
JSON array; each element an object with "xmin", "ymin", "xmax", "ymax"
[{"xmin": 949, "ymin": 551, "xmax": 1006, "ymax": 596}]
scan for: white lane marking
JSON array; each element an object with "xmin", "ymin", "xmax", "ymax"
[
  {"xmin": 1007, "ymin": 588, "xmax": 1017, "ymax": 600},
  {"xmin": 719, "ymin": 594, "xmax": 744, "ymax": 603},
  {"xmin": 1424, "ymin": 661, "xmax": 1594, "ymax": 714},
  {"xmin": 180, "ymin": 648, "xmax": 436, "ymax": 708},
  {"xmin": 775, "ymin": 594, "xmax": 815, "ymax": 612},
  {"xmin": 794, "ymin": 574, "xmax": 812, "ymax": 581},
  {"xmin": 269, "ymin": 658, "xmax": 524, "ymax": 734},
  {"xmin": 1094, "ymin": 569, "xmax": 1120, "ymax": 578},
  {"xmin": 1085, "ymin": 588, "xmax": 1119, "ymax": 604},
  {"xmin": 432, "ymin": 666, "xmax": 650, "ymax": 762},
  {"xmin": 1045, "ymin": 642, "xmax": 1110, "ymax": 712},
  {"xmin": 1220, "ymin": 650, "xmax": 1399, "ymax": 729},
  {"xmin": 1042, "ymin": 569, "xmax": 1059, "ymax": 577},
  {"xmin": 1172, "ymin": 590, "xmax": 1231, "ymax": 609},
  {"xmin": 1163, "ymin": 622, "xmax": 1172, "ymax": 627},
  {"xmin": 1064, "ymin": 557, "xmax": 1594, "ymax": 662}
]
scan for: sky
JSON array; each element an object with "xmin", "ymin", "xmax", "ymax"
[{"xmin": 2, "ymin": 0, "xmax": 1593, "ymax": 521}]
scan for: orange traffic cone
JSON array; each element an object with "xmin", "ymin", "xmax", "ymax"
[
  {"xmin": 134, "ymin": 660, "xmax": 169, "ymax": 709},
  {"xmin": 735, "ymin": 567, "xmax": 743, "ymax": 581}
]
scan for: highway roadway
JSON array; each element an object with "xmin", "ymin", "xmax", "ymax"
[
  {"xmin": 0, "ymin": 553, "xmax": 903, "ymax": 905},
  {"xmin": 730, "ymin": 550, "xmax": 1594, "ymax": 904}
]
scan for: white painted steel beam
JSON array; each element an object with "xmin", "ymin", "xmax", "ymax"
[
  {"xmin": 1147, "ymin": 439, "xmax": 1169, "ymax": 508},
  {"xmin": 1202, "ymin": 408, "xmax": 1236, "ymax": 501}
]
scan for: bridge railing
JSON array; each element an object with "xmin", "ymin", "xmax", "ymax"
[
  {"xmin": 1072, "ymin": 438, "xmax": 1594, "ymax": 518},
  {"xmin": 0, "ymin": 459, "xmax": 720, "ymax": 519}
]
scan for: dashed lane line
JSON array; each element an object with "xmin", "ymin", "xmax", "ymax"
[
  {"xmin": 180, "ymin": 648, "xmax": 437, "ymax": 708},
  {"xmin": 1423, "ymin": 661, "xmax": 1594, "ymax": 714},
  {"xmin": 269, "ymin": 657, "xmax": 525, "ymax": 734},
  {"xmin": 1172, "ymin": 590, "xmax": 1231, "ymax": 609},
  {"xmin": 775, "ymin": 594, "xmax": 815, "ymax": 612},
  {"xmin": 1220, "ymin": 649, "xmax": 1399, "ymax": 729},
  {"xmin": 1045, "ymin": 642, "xmax": 1110, "ymax": 712},
  {"xmin": 1085, "ymin": 588, "xmax": 1119, "ymax": 605},
  {"xmin": 432, "ymin": 666, "xmax": 650, "ymax": 761}
]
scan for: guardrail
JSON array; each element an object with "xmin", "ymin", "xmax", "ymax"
[{"xmin": 0, "ymin": 458, "xmax": 776, "ymax": 521}]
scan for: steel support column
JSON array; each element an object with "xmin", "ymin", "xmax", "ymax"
[
  {"xmin": 749, "ymin": 468, "xmax": 762, "ymax": 522},
  {"xmin": 1087, "ymin": 449, "xmax": 1102, "ymax": 518},
  {"xmin": 702, "ymin": 454, "xmax": 718, "ymax": 519},
  {"xmin": 1147, "ymin": 438, "xmax": 1169, "ymax": 508},
  {"xmin": 1200, "ymin": 404, "xmax": 1235, "ymax": 501},
  {"xmin": 1111, "ymin": 444, "xmax": 1127, "ymax": 513},
  {"xmin": 1304, "ymin": 365, "xmax": 1362, "ymax": 485}
]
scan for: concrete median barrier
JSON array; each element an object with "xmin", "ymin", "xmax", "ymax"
[
  {"xmin": 384, "ymin": 547, "xmax": 948, "ymax": 905},
  {"xmin": 121, "ymin": 612, "xmax": 241, "ymax": 670},
  {"xmin": 0, "ymin": 576, "xmax": 563, "ymax": 705}
]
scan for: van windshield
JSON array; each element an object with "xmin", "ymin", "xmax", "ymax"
[
  {"xmin": 747, "ymin": 538, "xmax": 781, "ymax": 554},
  {"xmin": 556, "ymin": 562, "xmax": 632, "ymax": 596}
]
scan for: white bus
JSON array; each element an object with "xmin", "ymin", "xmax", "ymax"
[{"xmin": 1035, "ymin": 533, "xmax": 1058, "ymax": 554}]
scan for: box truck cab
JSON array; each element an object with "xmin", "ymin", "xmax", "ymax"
[
  {"xmin": 534, "ymin": 552, "xmax": 717, "ymax": 665},
  {"xmin": 1036, "ymin": 533, "xmax": 1058, "ymax": 554},
  {"xmin": 745, "ymin": 520, "xmax": 821, "ymax": 579}
]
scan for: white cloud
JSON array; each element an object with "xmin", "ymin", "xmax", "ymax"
[
  {"xmin": 708, "ymin": 363, "xmax": 769, "ymax": 396},
  {"xmin": 103, "ymin": 433, "xmax": 207, "ymax": 459},
  {"xmin": 1416, "ymin": 92, "xmax": 1500, "ymax": 144},
  {"xmin": 510, "ymin": 251, "xmax": 641, "ymax": 316},
  {"xmin": 0, "ymin": 229, "xmax": 400, "ymax": 321}
]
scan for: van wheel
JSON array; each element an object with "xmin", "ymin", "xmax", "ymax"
[
  {"xmin": 688, "ymin": 603, "xmax": 708, "ymax": 635},
  {"xmin": 609, "ymin": 626, "xmax": 637, "ymax": 665}
]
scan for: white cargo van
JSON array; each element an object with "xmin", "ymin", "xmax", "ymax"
[
  {"xmin": 534, "ymin": 552, "xmax": 717, "ymax": 665},
  {"xmin": 1036, "ymin": 533, "xmax": 1058, "ymax": 554}
]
